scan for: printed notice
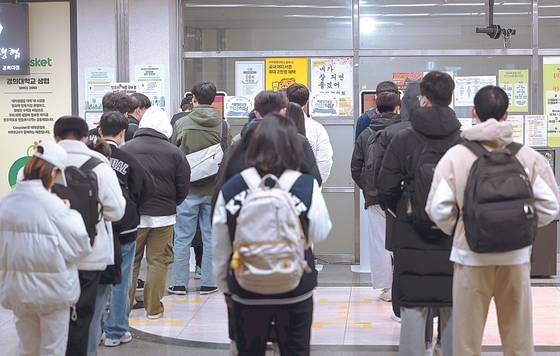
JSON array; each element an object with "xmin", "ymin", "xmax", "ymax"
[
  {"xmin": 508, "ymin": 115, "xmax": 525, "ymax": 144},
  {"xmin": 458, "ymin": 118, "xmax": 473, "ymax": 132},
  {"xmin": 310, "ymin": 57, "xmax": 353, "ymax": 116},
  {"xmin": 499, "ymin": 70, "xmax": 529, "ymax": 112},
  {"xmin": 454, "ymin": 76, "xmax": 496, "ymax": 107},
  {"xmin": 525, "ymin": 115, "xmax": 547, "ymax": 147},
  {"xmin": 544, "ymin": 57, "xmax": 560, "ymax": 147},
  {"xmin": 265, "ymin": 58, "xmax": 308, "ymax": 92},
  {"xmin": 85, "ymin": 67, "xmax": 115, "ymax": 111},
  {"xmin": 235, "ymin": 61, "xmax": 264, "ymax": 98}
]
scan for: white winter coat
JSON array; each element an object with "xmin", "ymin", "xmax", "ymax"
[
  {"xmin": 305, "ymin": 117, "xmax": 333, "ymax": 183},
  {"xmin": 0, "ymin": 180, "xmax": 92, "ymax": 313},
  {"xmin": 58, "ymin": 140, "xmax": 126, "ymax": 271}
]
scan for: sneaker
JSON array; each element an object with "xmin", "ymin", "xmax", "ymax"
[
  {"xmin": 200, "ymin": 286, "xmax": 218, "ymax": 295},
  {"xmin": 104, "ymin": 332, "xmax": 133, "ymax": 347},
  {"xmin": 167, "ymin": 285, "xmax": 187, "ymax": 295},
  {"xmin": 136, "ymin": 279, "xmax": 145, "ymax": 292},
  {"xmin": 194, "ymin": 266, "xmax": 202, "ymax": 280},
  {"xmin": 391, "ymin": 313, "xmax": 401, "ymax": 323},
  {"xmin": 379, "ymin": 288, "xmax": 392, "ymax": 302},
  {"xmin": 132, "ymin": 301, "xmax": 144, "ymax": 310},
  {"xmin": 147, "ymin": 312, "xmax": 163, "ymax": 320}
]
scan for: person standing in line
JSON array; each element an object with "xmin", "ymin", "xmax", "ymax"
[
  {"xmin": 124, "ymin": 107, "xmax": 190, "ymax": 319},
  {"xmin": 171, "ymin": 96, "xmax": 193, "ymax": 127},
  {"xmin": 125, "ymin": 93, "xmax": 152, "ymax": 142},
  {"xmin": 54, "ymin": 116, "xmax": 126, "ymax": 356},
  {"xmin": 355, "ymin": 81, "xmax": 401, "ymax": 140},
  {"xmin": 350, "ymin": 91, "xmax": 401, "ymax": 302},
  {"xmin": 377, "ymin": 71, "xmax": 461, "ymax": 356},
  {"xmin": 0, "ymin": 142, "xmax": 92, "ymax": 356},
  {"xmin": 286, "ymin": 83, "xmax": 334, "ymax": 183},
  {"xmin": 286, "ymin": 102, "xmax": 307, "ymax": 136},
  {"xmin": 169, "ymin": 81, "xmax": 231, "ymax": 295},
  {"xmin": 88, "ymin": 92, "xmax": 132, "ymax": 144},
  {"xmin": 427, "ymin": 86, "xmax": 560, "ymax": 356}
]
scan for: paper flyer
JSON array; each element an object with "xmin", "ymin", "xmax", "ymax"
[
  {"xmin": 235, "ymin": 61, "xmax": 264, "ymax": 98},
  {"xmin": 454, "ymin": 76, "xmax": 496, "ymax": 107},
  {"xmin": 225, "ymin": 96, "xmax": 253, "ymax": 118},
  {"xmin": 85, "ymin": 67, "xmax": 115, "ymax": 111},
  {"xmin": 310, "ymin": 57, "xmax": 353, "ymax": 116},
  {"xmin": 135, "ymin": 65, "xmax": 165, "ymax": 108},
  {"xmin": 525, "ymin": 115, "xmax": 548, "ymax": 147},
  {"xmin": 543, "ymin": 57, "xmax": 560, "ymax": 147},
  {"xmin": 265, "ymin": 58, "xmax": 308, "ymax": 92},
  {"xmin": 110, "ymin": 82, "xmax": 137, "ymax": 95},
  {"xmin": 458, "ymin": 118, "xmax": 473, "ymax": 132},
  {"xmin": 508, "ymin": 115, "xmax": 525, "ymax": 144},
  {"xmin": 498, "ymin": 70, "xmax": 529, "ymax": 112}
]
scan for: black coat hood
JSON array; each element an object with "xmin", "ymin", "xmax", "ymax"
[
  {"xmin": 369, "ymin": 112, "xmax": 401, "ymax": 132},
  {"xmin": 410, "ymin": 106, "xmax": 461, "ymax": 138}
]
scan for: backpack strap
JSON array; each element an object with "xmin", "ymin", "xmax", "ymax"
[
  {"xmin": 240, "ymin": 167, "xmax": 262, "ymax": 190},
  {"xmin": 277, "ymin": 170, "xmax": 303, "ymax": 192},
  {"xmin": 463, "ymin": 141, "xmax": 489, "ymax": 158},
  {"xmin": 506, "ymin": 142, "xmax": 523, "ymax": 156},
  {"xmin": 80, "ymin": 157, "xmax": 103, "ymax": 172},
  {"xmin": 220, "ymin": 121, "xmax": 229, "ymax": 152}
]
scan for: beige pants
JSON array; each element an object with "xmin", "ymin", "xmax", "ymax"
[
  {"xmin": 14, "ymin": 307, "xmax": 69, "ymax": 356},
  {"xmin": 129, "ymin": 225, "xmax": 174, "ymax": 316},
  {"xmin": 453, "ymin": 263, "xmax": 534, "ymax": 356}
]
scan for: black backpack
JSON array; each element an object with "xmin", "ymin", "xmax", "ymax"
[
  {"xmin": 462, "ymin": 141, "xmax": 537, "ymax": 253},
  {"xmin": 405, "ymin": 129, "xmax": 461, "ymax": 234},
  {"xmin": 52, "ymin": 157, "xmax": 103, "ymax": 246},
  {"xmin": 363, "ymin": 128, "xmax": 383, "ymax": 197}
]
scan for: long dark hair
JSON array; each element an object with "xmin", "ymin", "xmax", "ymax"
[
  {"xmin": 246, "ymin": 113, "xmax": 303, "ymax": 175},
  {"xmin": 286, "ymin": 102, "xmax": 306, "ymax": 136}
]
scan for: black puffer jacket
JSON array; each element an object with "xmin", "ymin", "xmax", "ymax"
[
  {"xmin": 377, "ymin": 106, "xmax": 461, "ymax": 308},
  {"xmin": 121, "ymin": 128, "xmax": 190, "ymax": 216}
]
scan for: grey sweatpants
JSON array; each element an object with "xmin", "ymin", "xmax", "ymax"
[{"xmin": 399, "ymin": 306, "xmax": 453, "ymax": 356}]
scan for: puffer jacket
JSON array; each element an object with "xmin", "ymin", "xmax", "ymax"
[
  {"xmin": 305, "ymin": 116, "xmax": 333, "ymax": 183},
  {"xmin": 0, "ymin": 180, "xmax": 92, "ymax": 313},
  {"xmin": 58, "ymin": 140, "xmax": 126, "ymax": 271},
  {"xmin": 427, "ymin": 119, "xmax": 560, "ymax": 267},
  {"xmin": 377, "ymin": 106, "xmax": 462, "ymax": 307}
]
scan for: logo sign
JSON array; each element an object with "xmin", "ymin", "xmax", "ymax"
[
  {"xmin": 225, "ymin": 96, "xmax": 252, "ymax": 118},
  {"xmin": 0, "ymin": 4, "xmax": 29, "ymax": 75}
]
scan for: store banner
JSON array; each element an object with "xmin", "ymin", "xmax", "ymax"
[
  {"xmin": 454, "ymin": 76, "xmax": 496, "ymax": 107},
  {"xmin": 85, "ymin": 67, "xmax": 115, "ymax": 111},
  {"xmin": 498, "ymin": 69, "xmax": 529, "ymax": 112},
  {"xmin": 135, "ymin": 64, "xmax": 165, "ymax": 108},
  {"xmin": 310, "ymin": 57, "xmax": 353, "ymax": 117},
  {"xmin": 235, "ymin": 61, "xmax": 264, "ymax": 98},
  {"xmin": 543, "ymin": 57, "xmax": 560, "ymax": 147},
  {"xmin": 265, "ymin": 57, "xmax": 308, "ymax": 92},
  {"xmin": 0, "ymin": 3, "xmax": 71, "ymax": 197},
  {"xmin": 525, "ymin": 115, "xmax": 548, "ymax": 147}
]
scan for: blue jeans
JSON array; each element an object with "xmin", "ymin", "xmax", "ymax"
[
  {"xmin": 170, "ymin": 194, "xmax": 215, "ymax": 288},
  {"xmin": 103, "ymin": 241, "xmax": 136, "ymax": 339},
  {"xmin": 87, "ymin": 284, "xmax": 110, "ymax": 355}
]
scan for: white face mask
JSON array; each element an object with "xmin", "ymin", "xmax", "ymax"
[{"xmin": 419, "ymin": 96, "xmax": 427, "ymax": 108}]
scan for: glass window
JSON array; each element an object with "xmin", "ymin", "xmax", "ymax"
[
  {"xmin": 359, "ymin": 56, "xmax": 532, "ymax": 117},
  {"xmin": 359, "ymin": 0, "xmax": 532, "ymax": 49},
  {"xmin": 539, "ymin": 0, "xmax": 560, "ymax": 48},
  {"xmin": 182, "ymin": 0, "xmax": 352, "ymax": 51}
]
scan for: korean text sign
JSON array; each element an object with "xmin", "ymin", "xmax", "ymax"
[{"xmin": 0, "ymin": 4, "xmax": 29, "ymax": 75}]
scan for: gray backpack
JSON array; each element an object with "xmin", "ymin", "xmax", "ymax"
[{"xmin": 231, "ymin": 168, "xmax": 310, "ymax": 295}]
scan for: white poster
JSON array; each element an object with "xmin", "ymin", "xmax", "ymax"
[
  {"xmin": 225, "ymin": 96, "xmax": 253, "ymax": 118},
  {"xmin": 525, "ymin": 115, "xmax": 548, "ymax": 147},
  {"xmin": 235, "ymin": 61, "xmax": 264, "ymax": 98},
  {"xmin": 85, "ymin": 67, "xmax": 115, "ymax": 111},
  {"xmin": 135, "ymin": 64, "xmax": 165, "ymax": 108},
  {"xmin": 458, "ymin": 118, "xmax": 473, "ymax": 131},
  {"xmin": 508, "ymin": 115, "xmax": 525, "ymax": 144},
  {"xmin": 454, "ymin": 76, "xmax": 497, "ymax": 107},
  {"xmin": 310, "ymin": 57, "xmax": 353, "ymax": 117}
]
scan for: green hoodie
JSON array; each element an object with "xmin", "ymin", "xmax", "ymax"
[{"xmin": 171, "ymin": 105, "xmax": 231, "ymax": 195}]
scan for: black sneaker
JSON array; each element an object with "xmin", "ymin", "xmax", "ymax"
[
  {"xmin": 132, "ymin": 301, "xmax": 144, "ymax": 310},
  {"xmin": 200, "ymin": 286, "xmax": 218, "ymax": 295},
  {"xmin": 167, "ymin": 286, "xmax": 187, "ymax": 295},
  {"xmin": 136, "ymin": 279, "xmax": 145, "ymax": 292}
]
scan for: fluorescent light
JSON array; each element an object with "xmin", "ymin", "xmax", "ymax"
[{"xmin": 360, "ymin": 17, "xmax": 377, "ymax": 34}]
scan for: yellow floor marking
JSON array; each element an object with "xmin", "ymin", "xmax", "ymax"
[
  {"xmin": 164, "ymin": 297, "xmax": 202, "ymax": 304},
  {"xmin": 129, "ymin": 319, "xmax": 183, "ymax": 326},
  {"xmin": 312, "ymin": 321, "xmax": 373, "ymax": 329},
  {"xmin": 318, "ymin": 298, "xmax": 373, "ymax": 305}
]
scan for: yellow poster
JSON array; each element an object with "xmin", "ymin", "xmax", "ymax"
[
  {"xmin": 265, "ymin": 58, "xmax": 308, "ymax": 92},
  {"xmin": 544, "ymin": 57, "xmax": 560, "ymax": 147},
  {"xmin": 0, "ymin": 3, "xmax": 72, "ymax": 196},
  {"xmin": 498, "ymin": 69, "xmax": 529, "ymax": 112}
]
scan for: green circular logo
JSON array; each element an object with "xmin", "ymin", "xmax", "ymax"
[{"xmin": 8, "ymin": 156, "xmax": 31, "ymax": 188}]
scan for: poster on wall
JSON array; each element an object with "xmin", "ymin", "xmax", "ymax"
[
  {"xmin": 498, "ymin": 70, "xmax": 529, "ymax": 112},
  {"xmin": 0, "ymin": 4, "xmax": 30, "ymax": 75},
  {"xmin": 225, "ymin": 96, "xmax": 253, "ymax": 118},
  {"xmin": 265, "ymin": 57, "xmax": 308, "ymax": 92},
  {"xmin": 85, "ymin": 67, "xmax": 115, "ymax": 111},
  {"xmin": 508, "ymin": 115, "xmax": 525, "ymax": 144},
  {"xmin": 458, "ymin": 118, "xmax": 473, "ymax": 131},
  {"xmin": 111, "ymin": 82, "xmax": 137, "ymax": 94},
  {"xmin": 135, "ymin": 65, "xmax": 165, "ymax": 108},
  {"xmin": 392, "ymin": 72, "xmax": 422, "ymax": 92},
  {"xmin": 0, "ymin": 3, "xmax": 72, "ymax": 197},
  {"xmin": 454, "ymin": 76, "xmax": 496, "ymax": 107},
  {"xmin": 310, "ymin": 57, "xmax": 353, "ymax": 117},
  {"xmin": 525, "ymin": 115, "xmax": 548, "ymax": 147},
  {"xmin": 235, "ymin": 61, "xmax": 264, "ymax": 98},
  {"xmin": 543, "ymin": 57, "xmax": 560, "ymax": 147}
]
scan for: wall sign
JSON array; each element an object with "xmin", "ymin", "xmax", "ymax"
[
  {"xmin": 265, "ymin": 57, "xmax": 308, "ymax": 92},
  {"xmin": 0, "ymin": 4, "xmax": 29, "ymax": 75},
  {"xmin": 310, "ymin": 57, "xmax": 353, "ymax": 117}
]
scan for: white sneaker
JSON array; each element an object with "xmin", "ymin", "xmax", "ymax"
[
  {"xmin": 104, "ymin": 332, "xmax": 133, "ymax": 347},
  {"xmin": 147, "ymin": 312, "xmax": 163, "ymax": 320},
  {"xmin": 391, "ymin": 314, "xmax": 401, "ymax": 323},
  {"xmin": 379, "ymin": 288, "xmax": 392, "ymax": 302}
]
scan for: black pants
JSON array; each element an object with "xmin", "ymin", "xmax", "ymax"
[
  {"xmin": 233, "ymin": 297, "xmax": 313, "ymax": 356},
  {"xmin": 66, "ymin": 270, "xmax": 101, "ymax": 356},
  {"xmin": 193, "ymin": 225, "xmax": 203, "ymax": 268}
]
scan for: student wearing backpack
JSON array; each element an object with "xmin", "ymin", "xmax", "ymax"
[
  {"xmin": 53, "ymin": 116, "xmax": 126, "ymax": 356},
  {"xmin": 351, "ymin": 91, "xmax": 401, "ymax": 301},
  {"xmin": 169, "ymin": 81, "xmax": 232, "ymax": 296},
  {"xmin": 427, "ymin": 86, "xmax": 560, "ymax": 356},
  {"xmin": 0, "ymin": 142, "xmax": 92, "ymax": 356},
  {"xmin": 124, "ymin": 106, "xmax": 190, "ymax": 319},
  {"xmin": 377, "ymin": 71, "xmax": 461, "ymax": 356},
  {"xmin": 213, "ymin": 114, "xmax": 332, "ymax": 356},
  {"xmin": 355, "ymin": 81, "xmax": 400, "ymax": 140}
]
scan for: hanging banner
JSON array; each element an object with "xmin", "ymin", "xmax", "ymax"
[
  {"xmin": 225, "ymin": 96, "xmax": 253, "ymax": 118},
  {"xmin": 508, "ymin": 115, "xmax": 525, "ymax": 144},
  {"xmin": 525, "ymin": 115, "xmax": 548, "ymax": 147},
  {"xmin": 392, "ymin": 72, "xmax": 423, "ymax": 92},
  {"xmin": 310, "ymin": 57, "xmax": 353, "ymax": 117},
  {"xmin": 85, "ymin": 67, "xmax": 115, "ymax": 111},
  {"xmin": 135, "ymin": 64, "xmax": 165, "ymax": 108},
  {"xmin": 0, "ymin": 3, "xmax": 72, "ymax": 197},
  {"xmin": 235, "ymin": 61, "xmax": 264, "ymax": 98},
  {"xmin": 265, "ymin": 57, "xmax": 308, "ymax": 92},
  {"xmin": 498, "ymin": 69, "xmax": 529, "ymax": 112},
  {"xmin": 544, "ymin": 57, "xmax": 560, "ymax": 147},
  {"xmin": 454, "ymin": 76, "xmax": 496, "ymax": 107}
]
